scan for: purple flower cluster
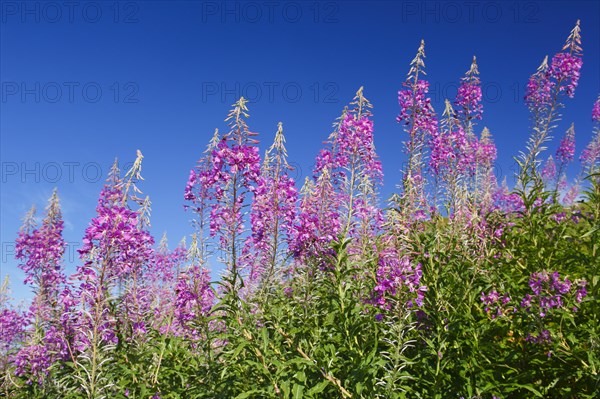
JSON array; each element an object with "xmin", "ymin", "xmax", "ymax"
[
  {"xmin": 476, "ymin": 130, "xmax": 497, "ymax": 167},
  {"xmin": 211, "ymin": 141, "xmax": 261, "ymax": 190},
  {"xmin": 525, "ymin": 60, "xmax": 554, "ymax": 108},
  {"xmin": 0, "ymin": 307, "xmax": 25, "ymax": 354},
  {"xmin": 480, "ymin": 290, "xmax": 511, "ymax": 319},
  {"xmin": 455, "ymin": 57, "xmax": 483, "ymax": 124},
  {"xmin": 525, "ymin": 329, "xmax": 552, "ymax": 345},
  {"xmin": 68, "ymin": 157, "xmax": 156, "ymax": 353},
  {"xmin": 250, "ymin": 174, "xmax": 297, "ymax": 246},
  {"xmin": 429, "ymin": 106, "xmax": 476, "ymax": 177},
  {"xmin": 520, "ymin": 271, "xmax": 586, "ymax": 318},
  {"xmin": 456, "ymin": 81, "xmax": 483, "ymax": 120},
  {"xmin": 335, "ymin": 111, "xmax": 384, "ymax": 242},
  {"xmin": 580, "ymin": 96, "xmax": 600, "ymax": 175},
  {"xmin": 15, "ymin": 191, "xmax": 66, "ymax": 302},
  {"xmin": 492, "ymin": 184, "xmax": 525, "ymax": 214},
  {"xmin": 290, "ymin": 172, "xmax": 341, "ymax": 265},
  {"xmin": 396, "ymin": 42, "xmax": 438, "ymax": 213},
  {"xmin": 247, "ymin": 172, "xmax": 297, "ymax": 282},
  {"xmin": 556, "ymin": 125, "xmax": 576, "ymax": 164},
  {"xmin": 242, "ymin": 123, "xmax": 299, "ymax": 286},
  {"xmin": 371, "ymin": 248, "xmax": 425, "ymax": 312},
  {"xmin": 593, "ymin": 96, "xmax": 600, "ymax": 122},
  {"xmin": 397, "ymin": 80, "xmax": 438, "ymax": 140},
  {"xmin": 293, "ymin": 90, "xmax": 384, "ymax": 262},
  {"xmin": 13, "ymin": 325, "xmax": 69, "ymax": 384},
  {"xmin": 10, "ymin": 192, "xmax": 73, "ymax": 384},
  {"xmin": 209, "ymin": 143, "xmax": 261, "ymax": 251},
  {"xmin": 541, "ymin": 156, "xmax": 557, "ymax": 182},
  {"xmin": 174, "ymin": 264, "xmax": 214, "ymax": 339},
  {"xmin": 525, "ymin": 22, "xmax": 582, "ymax": 108},
  {"xmin": 191, "ymin": 109, "xmax": 262, "ymax": 279},
  {"xmin": 336, "ymin": 113, "xmax": 383, "ymax": 181},
  {"xmin": 78, "ymin": 187, "xmax": 155, "ymax": 281},
  {"xmin": 12, "ymin": 344, "xmax": 51, "ymax": 385},
  {"xmin": 549, "ymin": 53, "xmax": 583, "ymax": 98}
]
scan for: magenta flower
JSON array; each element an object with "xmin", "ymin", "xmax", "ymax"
[
  {"xmin": 580, "ymin": 95, "xmax": 600, "ymax": 177},
  {"xmin": 397, "ymin": 40, "xmax": 438, "ymax": 212},
  {"xmin": 12, "ymin": 344, "xmax": 51, "ymax": 385},
  {"xmin": 593, "ymin": 96, "xmax": 600, "ymax": 122},
  {"xmin": 556, "ymin": 124, "xmax": 576, "ymax": 164},
  {"xmin": 525, "ymin": 329, "xmax": 552, "ymax": 345},
  {"xmin": 174, "ymin": 263, "xmax": 214, "ymax": 340},
  {"xmin": 397, "ymin": 79, "xmax": 438, "ymax": 140},
  {"xmin": 294, "ymin": 89, "xmax": 383, "ymax": 264},
  {"xmin": 0, "ymin": 308, "xmax": 24, "ymax": 355},
  {"xmin": 522, "ymin": 271, "xmax": 585, "ymax": 316},
  {"xmin": 525, "ymin": 58, "xmax": 554, "ymax": 108},
  {"xmin": 185, "ymin": 98, "xmax": 262, "ymax": 294},
  {"xmin": 541, "ymin": 156, "xmax": 557, "ymax": 183},
  {"xmin": 493, "ymin": 180, "xmax": 524, "ymax": 214},
  {"xmin": 71, "ymin": 153, "xmax": 155, "ymax": 355},
  {"xmin": 0, "ymin": 282, "xmax": 26, "ymax": 369},
  {"xmin": 291, "ymin": 170, "xmax": 341, "ymax": 267},
  {"xmin": 334, "ymin": 96, "xmax": 384, "ymax": 243},
  {"xmin": 12, "ymin": 191, "xmax": 73, "ymax": 384},
  {"xmin": 77, "ymin": 187, "xmax": 155, "ymax": 282},
  {"xmin": 476, "ymin": 130, "xmax": 496, "ymax": 166},
  {"xmin": 15, "ymin": 190, "xmax": 66, "ymax": 307},
  {"xmin": 244, "ymin": 123, "xmax": 298, "ymax": 287},
  {"xmin": 455, "ymin": 56, "xmax": 483, "ymax": 126},
  {"xmin": 370, "ymin": 245, "xmax": 426, "ymax": 314},
  {"xmin": 521, "ymin": 21, "xmax": 583, "ymax": 180},
  {"xmin": 480, "ymin": 290, "xmax": 511, "ymax": 319},
  {"xmin": 430, "ymin": 101, "xmax": 476, "ymax": 178},
  {"xmin": 336, "ymin": 111, "xmax": 383, "ymax": 182},
  {"xmin": 549, "ymin": 53, "xmax": 583, "ymax": 98},
  {"xmin": 563, "ymin": 183, "xmax": 579, "ymax": 205}
]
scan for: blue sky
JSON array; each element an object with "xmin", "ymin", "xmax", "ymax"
[{"xmin": 1, "ymin": 0, "xmax": 599, "ymax": 302}]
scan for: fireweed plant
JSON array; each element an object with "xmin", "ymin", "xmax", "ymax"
[{"xmin": 1, "ymin": 20, "xmax": 599, "ymax": 399}]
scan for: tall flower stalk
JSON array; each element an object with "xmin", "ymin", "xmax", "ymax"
[
  {"xmin": 0, "ymin": 278, "xmax": 25, "ymax": 394},
  {"xmin": 294, "ymin": 88, "xmax": 383, "ymax": 264},
  {"xmin": 429, "ymin": 100, "xmax": 474, "ymax": 214},
  {"xmin": 337, "ymin": 88, "xmax": 383, "ymax": 248},
  {"xmin": 291, "ymin": 168, "xmax": 340, "ymax": 268},
  {"xmin": 455, "ymin": 56, "xmax": 483, "ymax": 136},
  {"xmin": 186, "ymin": 98, "xmax": 261, "ymax": 297},
  {"xmin": 185, "ymin": 128, "xmax": 221, "ymax": 262},
  {"xmin": 475, "ymin": 127, "xmax": 498, "ymax": 210},
  {"xmin": 580, "ymin": 95, "xmax": 600, "ymax": 181},
  {"xmin": 71, "ymin": 152, "xmax": 154, "ymax": 398},
  {"xmin": 173, "ymin": 234, "xmax": 214, "ymax": 342},
  {"xmin": 245, "ymin": 122, "xmax": 298, "ymax": 289},
  {"xmin": 395, "ymin": 40, "xmax": 438, "ymax": 218},
  {"xmin": 13, "ymin": 190, "xmax": 67, "ymax": 386},
  {"xmin": 454, "ymin": 56, "xmax": 484, "ymax": 205},
  {"xmin": 145, "ymin": 234, "xmax": 187, "ymax": 333},
  {"xmin": 552, "ymin": 123, "xmax": 576, "ymax": 200},
  {"xmin": 520, "ymin": 20, "xmax": 583, "ymax": 186}
]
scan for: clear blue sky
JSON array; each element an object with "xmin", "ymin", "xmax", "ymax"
[{"xmin": 1, "ymin": 0, "xmax": 599, "ymax": 302}]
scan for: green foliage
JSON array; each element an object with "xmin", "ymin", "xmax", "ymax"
[{"xmin": 6, "ymin": 181, "xmax": 600, "ymax": 399}]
